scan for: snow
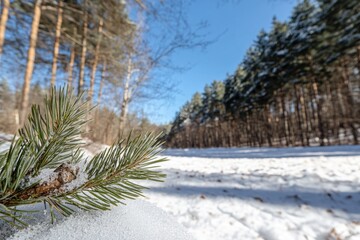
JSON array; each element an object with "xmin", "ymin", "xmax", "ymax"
[
  {"xmin": 3, "ymin": 200, "xmax": 193, "ymax": 240},
  {"xmin": 0, "ymin": 133, "xmax": 15, "ymax": 142},
  {"xmin": 2, "ymin": 132, "xmax": 360, "ymax": 239},
  {"xmin": 161, "ymin": 145, "xmax": 360, "ymax": 158},
  {"xmin": 142, "ymin": 146, "xmax": 360, "ymax": 240}
]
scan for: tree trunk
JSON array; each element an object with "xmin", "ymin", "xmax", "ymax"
[
  {"xmin": 20, "ymin": 0, "xmax": 42, "ymax": 126},
  {"xmin": 67, "ymin": 42, "xmax": 75, "ymax": 89},
  {"xmin": 340, "ymin": 60, "xmax": 358, "ymax": 144},
  {"xmin": 294, "ymin": 85, "xmax": 304, "ymax": 146},
  {"xmin": 328, "ymin": 78, "xmax": 340, "ymax": 144},
  {"xmin": 78, "ymin": 2, "xmax": 88, "ymax": 96},
  {"xmin": 264, "ymin": 105, "xmax": 273, "ymax": 147},
  {"xmin": 88, "ymin": 18, "xmax": 103, "ymax": 103},
  {"xmin": 97, "ymin": 60, "xmax": 106, "ymax": 105},
  {"xmin": 119, "ymin": 58, "xmax": 132, "ymax": 132},
  {"xmin": 50, "ymin": 0, "xmax": 63, "ymax": 88},
  {"xmin": 299, "ymin": 85, "xmax": 310, "ymax": 146},
  {"xmin": 279, "ymin": 94, "xmax": 289, "ymax": 146},
  {"xmin": 311, "ymin": 81, "xmax": 325, "ymax": 146},
  {"xmin": 0, "ymin": 0, "xmax": 10, "ymax": 56},
  {"xmin": 93, "ymin": 61, "xmax": 106, "ymax": 138}
]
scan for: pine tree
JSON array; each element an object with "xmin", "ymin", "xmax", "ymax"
[
  {"xmin": 0, "ymin": 87, "xmax": 166, "ymax": 227},
  {"xmin": 0, "ymin": 0, "xmax": 10, "ymax": 57}
]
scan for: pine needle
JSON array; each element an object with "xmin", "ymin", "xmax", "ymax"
[{"xmin": 0, "ymin": 87, "xmax": 167, "ymax": 227}]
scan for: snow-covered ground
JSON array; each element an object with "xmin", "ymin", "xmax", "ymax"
[
  {"xmin": 4, "ymin": 200, "xmax": 193, "ymax": 240},
  {"xmin": 143, "ymin": 146, "xmax": 360, "ymax": 240},
  {"xmin": 1, "ymin": 134, "xmax": 360, "ymax": 240}
]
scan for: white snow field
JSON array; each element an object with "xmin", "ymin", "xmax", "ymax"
[
  {"xmin": 1, "ymin": 135, "xmax": 360, "ymax": 240},
  {"xmin": 143, "ymin": 146, "xmax": 360, "ymax": 240}
]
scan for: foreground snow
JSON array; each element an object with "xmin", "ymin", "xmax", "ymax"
[
  {"xmin": 1, "ymin": 134, "xmax": 360, "ymax": 239},
  {"xmin": 3, "ymin": 200, "xmax": 192, "ymax": 240},
  {"xmin": 143, "ymin": 146, "xmax": 360, "ymax": 240}
]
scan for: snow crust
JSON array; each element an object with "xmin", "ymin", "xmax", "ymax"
[{"xmin": 144, "ymin": 146, "xmax": 360, "ymax": 240}]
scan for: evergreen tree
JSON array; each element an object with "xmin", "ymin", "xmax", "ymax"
[{"xmin": 166, "ymin": 0, "xmax": 360, "ymax": 148}]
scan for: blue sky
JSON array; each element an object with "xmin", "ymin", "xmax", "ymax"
[{"xmin": 142, "ymin": 0, "xmax": 298, "ymax": 124}]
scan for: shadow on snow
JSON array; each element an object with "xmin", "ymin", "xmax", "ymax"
[
  {"xmin": 146, "ymin": 168, "xmax": 360, "ymax": 216},
  {"xmin": 162, "ymin": 145, "xmax": 360, "ymax": 159}
]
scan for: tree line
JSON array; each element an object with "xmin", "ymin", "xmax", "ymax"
[
  {"xmin": 0, "ymin": 0, "xmax": 204, "ymax": 144},
  {"xmin": 166, "ymin": 0, "xmax": 360, "ymax": 148}
]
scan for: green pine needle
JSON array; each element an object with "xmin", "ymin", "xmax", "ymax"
[{"xmin": 0, "ymin": 87, "xmax": 167, "ymax": 227}]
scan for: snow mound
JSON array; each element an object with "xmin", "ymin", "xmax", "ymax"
[{"xmin": 5, "ymin": 200, "xmax": 193, "ymax": 240}]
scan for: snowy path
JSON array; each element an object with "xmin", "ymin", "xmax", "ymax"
[{"xmin": 143, "ymin": 146, "xmax": 360, "ymax": 240}]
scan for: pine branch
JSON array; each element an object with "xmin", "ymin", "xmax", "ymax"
[{"xmin": 0, "ymin": 87, "xmax": 167, "ymax": 227}]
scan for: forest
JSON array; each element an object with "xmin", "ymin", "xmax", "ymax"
[
  {"xmin": 1, "ymin": 0, "xmax": 359, "ymax": 149},
  {"xmin": 0, "ymin": 0, "xmax": 206, "ymax": 144},
  {"xmin": 166, "ymin": 0, "xmax": 360, "ymax": 148}
]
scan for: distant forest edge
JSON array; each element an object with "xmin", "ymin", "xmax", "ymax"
[{"xmin": 166, "ymin": 0, "xmax": 360, "ymax": 148}]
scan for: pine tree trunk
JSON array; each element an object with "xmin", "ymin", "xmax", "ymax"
[
  {"xmin": 20, "ymin": 0, "xmax": 42, "ymax": 126},
  {"xmin": 289, "ymin": 91, "xmax": 297, "ymax": 145},
  {"xmin": 324, "ymin": 79, "xmax": 335, "ymax": 144},
  {"xmin": 67, "ymin": 42, "xmax": 75, "ymax": 89},
  {"xmin": 0, "ymin": 0, "xmax": 10, "ymax": 56},
  {"xmin": 227, "ymin": 119, "xmax": 233, "ymax": 147},
  {"xmin": 329, "ymin": 78, "xmax": 340, "ymax": 144},
  {"xmin": 311, "ymin": 81, "xmax": 325, "ymax": 146},
  {"xmin": 294, "ymin": 85, "xmax": 305, "ymax": 146},
  {"xmin": 245, "ymin": 114, "xmax": 252, "ymax": 147},
  {"xmin": 214, "ymin": 119, "xmax": 219, "ymax": 147},
  {"xmin": 97, "ymin": 60, "xmax": 106, "ymax": 105},
  {"xmin": 340, "ymin": 60, "xmax": 358, "ymax": 144},
  {"xmin": 264, "ymin": 105, "xmax": 273, "ymax": 147},
  {"xmin": 279, "ymin": 94, "xmax": 289, "ymax": 146},
  {"xmin": 299, "ymin": 85, "xmax": 310, "ymax": 146},
  {"xmin": 89, "ymin": 18, "xmax": 103, "ymax": 103},
  {"xmin": 50, "ymin": 0, "xmax": 63, "ymax": 88},
  {"xmin": 78, "ymin": 1, "xmax": 88, "ymax": 96}
]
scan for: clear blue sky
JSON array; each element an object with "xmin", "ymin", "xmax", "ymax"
[{"xmin": 142, "ymin": 0, "xmax": 297, "ymax": 124}]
